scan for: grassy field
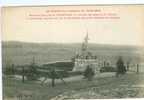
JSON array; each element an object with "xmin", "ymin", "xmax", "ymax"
[
  {"xmin": 53, "ymin": 73, "xmax": 144, "ymax": 99},
  {"xmin": 3, "ymin": 72, "xmax": 144, "ymax": 100},
  {"xmin": 2, "ymin": 41, "xmax": 144, "ymax": 99},
  {"xmin": 2, "ymin": 41, "xmax": 144, "ymax": 68}
]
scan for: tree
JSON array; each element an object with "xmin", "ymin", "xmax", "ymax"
[
  {"xmin": 116, "ymin": 56, "xmax": 126, "ymax": 77},
  {"xmin": 26, "ymin": 64, "xmax": 38, "ymax": 81},
  {"xmin": 83, "ymin": 65, "xmax": 95, "ymax": 81},
  {"xmin": 25, "ymin": 57, "xmax": 39, "ymax": 81},
  {"xmin": 4, "ymin": 64, "xmax": 15, "ymax": 75},
  {"xmin": 50, "ymin": 67, "xmax": 57, "ymax": 87}
]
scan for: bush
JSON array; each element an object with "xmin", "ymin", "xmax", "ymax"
[
  {"xmin": 83, "ymin": 66, "xmax": 95, "ymax": 81},
  {"xmin": 25, "ymin": 65, "xmax": 39, "ymax": 81},
  {"xmin": 100, "ymin": 67, "xmax": 116, "ymax": 73},
  {"xmin": 3, "ymin": 64, "xmax": 15, "ymax": 75},
  {"xmin": 48, "ymin": 70, "xmax": 69, "ymax": 79},
  {"xmin": 43, "ymin": 62, "xmax": 74, "ymax": 71},
  {"xmin": 68, "ymin": 71, "xmax": 83, "ymax": 76},
  {"xmin": 116, "ymin": 57, "xmax": 126, "ymax": 75}
]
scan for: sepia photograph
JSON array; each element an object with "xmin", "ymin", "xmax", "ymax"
[{"xmin": 1, "ymin": 5, "xmax": 144, "ymax": 100}]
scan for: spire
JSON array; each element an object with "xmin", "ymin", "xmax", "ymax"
[
  {"xmin": 84, "ymin": 31, "xmax": 89, "ymax": 43},
  {"xmin": 82, "ymin": 30, "xmax": 89, "ymax": 52}
]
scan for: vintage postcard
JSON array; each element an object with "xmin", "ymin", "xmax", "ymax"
[{"xmin": 1, "ymin": 5, "xmax": 144, "ymax": 100}]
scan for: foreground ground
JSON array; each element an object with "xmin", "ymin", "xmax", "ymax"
[{"xmin": 3, "ymin": 72, "xmax": 144, "ymax": 100}]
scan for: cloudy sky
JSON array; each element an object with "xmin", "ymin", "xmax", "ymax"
[{"xmin": 2, "ymin": 5, "xmax": 144, "ymax": 46}]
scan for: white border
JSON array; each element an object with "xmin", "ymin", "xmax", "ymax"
[
  {"xmin": 0, "ymin": 1, "xmax": 144, "ymax": 100},
  {"xmin": 0, "ymin": 0, "xmax": 144, "ymax": 6}
]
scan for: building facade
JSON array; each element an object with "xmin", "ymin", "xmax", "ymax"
[
  {"xmin": 72, "ymin": 33, "xmax": 99, "ymax": 72},
  {"xmin": 72, "ymin": 33, "xmax": 144, "ymax": 72}
]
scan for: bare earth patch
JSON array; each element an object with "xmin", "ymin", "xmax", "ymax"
[
  {"xmin": 3, "ymin": 73, "xmax": 144, "ymax": 100},
  {"xmin": 51, "ymin": 73, "xmax": 144, "ymax": 100}
]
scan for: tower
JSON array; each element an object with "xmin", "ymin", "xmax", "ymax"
[
  {"xmin": 81, "ymin": 32, "xmax": 90, "ymax": 58},
  {"xmin": 73, "ymin": 31, "xmax": 98, "ymax": 72},
  {"xmin": 81, "ymin": 32, "xmax": 89, "ymax": 52}
]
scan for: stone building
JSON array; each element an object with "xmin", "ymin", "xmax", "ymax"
[
  {"xmin": 72, "ymin": 32, "xmax": 144, "ymax": 73},
  {"xmin": 72, "ymin": 33, "xmax": 99, "ymax": 72}
]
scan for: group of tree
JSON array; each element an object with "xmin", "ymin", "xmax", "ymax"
[
  {"xmin": 23, "ymin": 56, "xmax": 127, "ymax": 82},
  {"xmin": 83, "ymin": 56, "xmax": 127, "ymax": 80},
  {"xmin": 4, "ymin": 56, "xmax": 128, "ymax": 87}
]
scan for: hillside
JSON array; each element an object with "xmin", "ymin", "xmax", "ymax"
[{"xmin": 2, "ymin": 41, "xmax": 144, "ymax": 67}]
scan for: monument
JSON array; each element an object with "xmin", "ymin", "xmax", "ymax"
[{"xmin": 72, "ymin": 32, "xmax": 99, "ymax": 72}]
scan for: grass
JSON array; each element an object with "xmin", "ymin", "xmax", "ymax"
[
  {"xmin": 2, "ymin": 41, "xmax": 143, "ymax": 67},
  {"xmin": 2, "ymin": 42, "xmax": 144, "ymax": 100},
  {"xmin": 53, "ymin": 73, "xmax": 144, "ymax": 99},
  {"xmin": 3, "ymin": 72, "xmax": 144, "ymax": 100}
]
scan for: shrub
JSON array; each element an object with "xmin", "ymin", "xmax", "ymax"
[
  {"xmin": 83, "ymin": 65, "xmax": 95, "ymax": 81},
  {"xmin": 25, "ymin": 65, "xmax": 38, "ymax": 81},
  {"xmin": 116, "ymin": 57, "xmax": 126, "ymax": 74},
  {"xmin": 100, "ymin": 67, "xmax": 116, "ymax": 73},
  {"xmin": 48, "ymin": 70, "xmax": 69, "ymax": 79},
  {"xmin": 3, "ymin": 64, "xmax": 15, "ymax": 75}
]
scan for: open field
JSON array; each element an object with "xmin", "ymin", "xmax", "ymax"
[
  {"xmin": 2, "ymin": 41, "xmax": 144, "ymax": 100},
  {"xmin": 2, "ymin": 41, "xmax": 144, "ymax": 67},
  {"xmin": 3, "ymin": 72, "xmax": 144, "ymax": 100}
]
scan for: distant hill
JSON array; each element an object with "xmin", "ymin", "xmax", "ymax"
[{"xmin": 2, "ymin": 41, "xmax": 144, "ymax": 67}]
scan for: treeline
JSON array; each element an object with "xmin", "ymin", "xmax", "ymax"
[{"xmin": 3, "ymin": 61, "xmax": 81, "ymax": 81}]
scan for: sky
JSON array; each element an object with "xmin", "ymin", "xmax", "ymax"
[{"xmin": 2, "ymin": 5, "xmax": 144, "ymax": 46}]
